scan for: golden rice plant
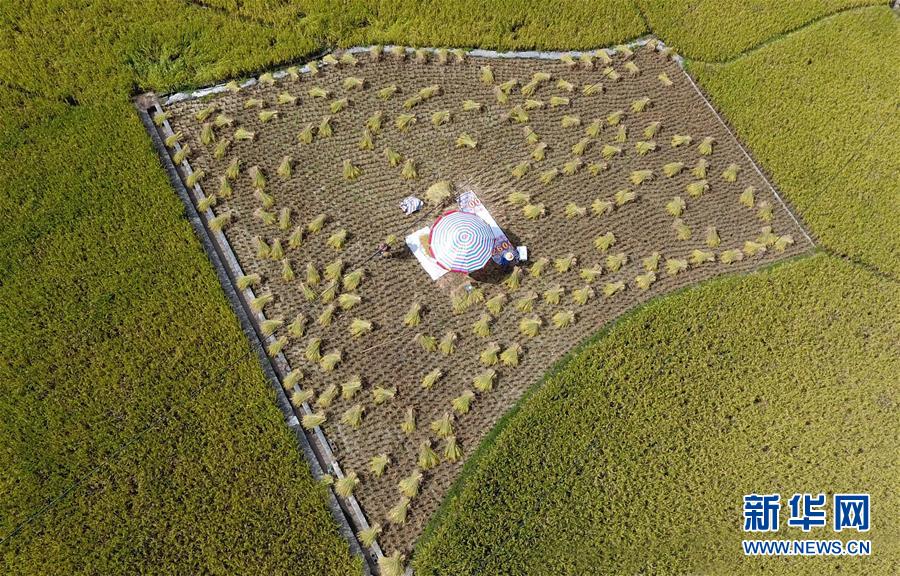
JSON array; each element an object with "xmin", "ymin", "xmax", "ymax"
[
  {"xmin": 319, "ymin": 350, "xmax": 342, "ymax": 372},
  {"xmin": 430, "ymin": 412, "xmax": 455, "ymax": 438},
  {"xmin": 172, "ymin": 145, "xmax": 190, "ymax": 165},
  {"xmin": 705, "ymin": 227, "xmax": 721, "ymax": 248},
  {"xmin": 456, "ymin": 133, "xmax": 478, "ymax": 149},
  {"xmin": 400, "ymin": 407, "xmax": 415, "ymax": 435},
  {"xmin": 493, "ymin": 86, "xmax": 508, "ymax": 104},
  {"xmin": 565, "ymin": 202, "xmax": 587, "ymax": 218},
  {"xmin": 216, "ymin": 175, "xmax": 232, "ymax": 198},
  {"xmin": 671, "ymin": 134, "xmax": 692, "ymax": 147},
  {"xmin": 635, "ymin": 140, "xmax": 656, "ymax": 156},
  {"xmin": 200, "ymin": 123, "xmax": 215, "ymax": 146},
  {"xmin": 616, "ymin": 124, "xmax": 628, "ymax": 142},
  {"xmin": 254, "ymin": 236, "xmax": 271, "ymax": 259},
  {"xmin": 580, "ymin": 266, "xmax": 603, "ymax": 283},
  {"xmin": 164, "ymin": 130, "xmax": 182, "ymax": 148},
  {"xmin": 249, "ymin": 292, "xmax": 274, "ymax": 313},
  {"xmin": 642, "ymin": 121, "xmax": 661, "ymax": 138},
  {"xmin": 421, "ymin": 368, "xmax": 443, "ymax": 390},
  {"xmin": 288, "ymin": 314, "xmax": 307, "ymax": 338},
  {"xmin": 511, "ymin": 161, "xmax": 530, "ymax": 179},
  {"xmin": 462, "ymin": 99, "xmax": 483, "ymax": 111},
  {"xmin": 224, "ymin": 80, "xmax": 240, "ymax": 92},
  {"xmin": 304, "ymin": 337, "xmax": 322, "ymax": 363},
  {"xmin": 342, "ymin": 268, "xmax": 364, "ymax": 291},
  {"xmin": 343, "ymin": 76, "xmax": 365, "ymax": 91},
  {"xmin": 523, "ymin": 203, "xmax": 546, "ymax": 219},
  {"xmin": 370, "ymin": 454, "xmax": 390, "ymax": 478},
  {"xmin": 236, "ymin": 273, "xmax": 261, "ymax": 291},
  {"xmin": 658, "ymin": 72, "xmax": 673, "ymax": 86},
  {"xmin": 280, "ymin": 259, "xmax": 295, "ymax": 282},
  {"xmin": 583, "ymin": 82, "xmax": 603, "ymax": 96},
  {"xmin": 297, "ymin": 124, "xmax": 313, "ymax": 144},
  {"xmin": 507, "ymin": 106, "xmax": 529, "ymax": 123},
  {"xmin": 553, "ymin": 310, "xmax": 576, "ymax": 328},
  {"xmin": 444, "ymin": 436, "xmax": 463, "ymax": 463},
  {"xmin": 431, "ymin": 110, "xmax": 451, "ymax": 127},
  {"xmin": 326, "ymin": 229, "xmax": 348, "ymax": 251},
  {"xmin": 472, "ymin": 314, "xmax": 492, "ymax": 338},
  {"xmin": 585, "ymin": 119, "xmax": 602, "ymax": 137},
  {"xmin": 473, "ymin": 369, "xmax": 497, "ymax": 392},
  {"xmin": 594, "ymin": 231, "xmax": 616, "ymax": 253},
  {"xmin": 233, "ymin": 127, "xmax": 255, "ymax": 141},
  {"xmin": 543, "ymin": 284, "xmax": 564, "ymax": 305},
  {"xmin": 740, "ymin": 186, "xmax": 755, "ymax": 208},
  {"xmin": 774, "ymin": 235, "xmax": 794, "ymax": 253},
  {"xmin": 698, "ymin": 136, "xmax": 715, "ymax": 155},
  {"xmin": 554, "ymin": 254, "xmax": 576, "ymax": 273},
  {"xmin": 259, "ymin": 317, "xmax": 283, "ymax": 338},
  {"xmin": 196, "ymin": 194, "xmax": 217, "ymax": 213},
  {"xmin": 414, "ymin": 333, "xmax": 437, "ymax": 353},
  {"xmin": 504, "ymin": 267, "xmax": 523, "ymax": 290},
  {"xmin": 398, "ymin": 470, "xmax": 422, "ymax": 499},
  {"xmin": 519, "ymin": 316, "xmax": 542, "ymax": 337},
  {"xmin": 758, "ymin": 226, "xmax": 778, "ymax": 247},
  {"xmin": 592, "ymin": 198, "xmax": 614, "ymax": 217},
  {"xmin": 452, "ymin": 390, "xmax": 475, "ymax": 415},
  {"xmin": 317, "ymin": 304, "xmax": 335, "ymax": 327},
  {"xmin": 243, "ymin": 97, "xmax": 263, "ymax": 109},
  {"xmin": 719, "ymin": 163, "xmax": 741, "ymax": 183},
  {"xmin": 322, "ymin": 54, "xmax": 339, "ymax": 66},
  {"xmin": 603, "ymin": 281, "xmax": 625, "ymax": 297},
  {"xmin": 439, "ymin": 331, "xmax": 457, "ymax": 355},
  {"xmin": 665, "ymin": 258, "xmax": 688, "ymax": 277},
  {"xmin": 308, "ymin": 86, "xmax": 328, "ymax": 99},
  {"xmin": 379, "ymin": 551, "xmax": 406, "ymax": 576},
  {"xmin": 414, "ymin": 48, "xmax": 429, "ymax": 63},
  {"xmin": 663, "ymin": 161, "xmax": 685, "ymax": 178},
  {"xmin": 629, "ymin": 170, "xmax": 653, "ymax": 185},
  {"xmin": 258, "ymin": 109, "xmax": 278, "ymax": 123},
  {"xmin": 418, "ymin": 440, "xmax": 440, "ymax": 470},
  {"xmin": 383, "ymin": 147, "xmax": 402, "ymax": 167},
  {"xmin": 757, "ymin": 200, "xmax": 773, "ymax": 222},
  {"xmin": 317, "ymin": 115, "xmax": 333, "ymax": 138},
  {"xmin": 358, "ymin": 128, "xmax": 374, "ymax": 151},
  {"xmin": 366, "ymin": 110, "xmax": 383, "ymax": 134},
  {"xmin": 720, "ymin": 249, "xmax": 744, "ymax": 264},
  {"xmin": 267, "ymin": 336, "xmax": 288, "ymax": 357},
  {"xmin": 666, "ymin": 196, "xmax": 686, "ymax": 217},
  {"xmin": 436, "ymin": 48, "xmax": 449, "ymax": 64},
  {"xmin": 341, "ymin": 404, "xmax": 364, "ymax": 429},
  {"xmin": 377, "ymin": 84, "xmax": 398, "ymax": 99},
  {"xmin": 556, "ymin": 79, "xmax": 574, "ymax": 92},
  {"xmin": 301, "ymin": 412, "xmax": 326, "ymax": 430},
  {"xmin": 320, "ymin": 282, "xmax": 338, "ymax": 303},
  {"xmin": 480, "ymin": 65, "xmax": 494, "ymax": 85},
  {"xmin": 290, "ymin": 387, "xmax": 313, "ymax": 407},
  {"xmin": 743, "ymin": 240, "xmax": 767, "ymax": 257},
  {"xmin": 615, "ymin": 189, "xmax": 638, "ymax": 207},
  {"xmin": 387, "ymin": 498, "xmax": 409, "ymax": 525},
  {"xmin": 690, "ymin": 249, "xmax": 715, "ymax": 266},
  {"xmin": 635, "ymin": 270, "xmax": 656, "ymax": 290},
  {"xmin": 673, "ymin": 218, "xmax": 692, "ymax": 241},
  {"xmin": 372, "ymin": 386, "xmax": 396, "ymax": 405},
  {"xmin": 358, "ymin": 523, "xmax": 381, "ymax": 548},
  {"xmin": 538, "ymin": 168, "xmax": 558, "ymax": 185},
  {"xmin": 692, "ymin": 158, "xmax": 708, "ymax": 178},
  {"xmin": 400, "ymin": 159, "xmax": 418, "ymax": 179},
  {"xmin": 485, "ymin": 293, "xmax": 506, "ymax": 317},
  {"xmin": 514, "ymin": 291, "xmax": 537, "ymax": 312},
  {"xmin": 624, "ymin": 61, "xmax": 640, "ymax": 77},
  {"xmin": 404, "ymin": 302, "xmax": 423, "ymax": 327},
  {"xmin": 349, "ymin": 318, "xmax": 373, "ymax": 338},
  {"xmin": 403, "ymin": 94, "xmax": 422, "ymax": 109},
  {"xmin": 526, "ymin": 257, "xmax": 547, "ymax": 278},
  {"xmin": 480, "ymin": 342, "xmax": 500, "ymax": 366},
  {"xmin": 630, "ymin": 97, "xmax": 651, "ymax": 113},
  {"xmin": 606, "ymin": 252, "xmax": 628, "ymax": 272},
  {"xmin": 531, "ymin": 142, "xmax": 547, "ymax": 160},
  {"xmin": 306, "ymin": 61, "xmax": 320, "ymax": 75},
  {"xmin": 642, "ymin": 251, "xmax": 661, "ymax": 272},
  {"xmin": 500, "ymin": 343, "xmax": 522, "ymax": 367},
  {"xmin": 606, "ymin": 110, "xmax": 624, "ymax": 125},
  {"xmin": 572, "ymin": 285, "xmax": 594, "ymax": 305},
  {"xmin": 562, "ymin": 158, "xmax": 582, "ymax": 175},
  {"xmin": 208, "ymin": 211, "xmax": 232, "ymax": 232},
  {"xmin": 686, "ymin": 180, "xmax": 709, "ymax": 198},
  {"xmin": 549, "ymin": 95, "xmax": 570, "ymax": 107}
]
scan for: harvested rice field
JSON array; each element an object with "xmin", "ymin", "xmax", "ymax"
[{"xmin": 153, "ymin": 42, "xmax": 811, "ymax": 559}]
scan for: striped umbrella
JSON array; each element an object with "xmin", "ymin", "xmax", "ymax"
[{"xmin": 429, "ymin": 210, "xmax": 495, "ymax": 273}]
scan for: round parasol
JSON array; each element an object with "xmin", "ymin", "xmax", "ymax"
[{"xmin": 429, "ymin": 210, "xmax": 495, "ymax": 273}]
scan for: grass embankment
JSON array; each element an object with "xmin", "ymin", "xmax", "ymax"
[
  {"xmin": 689, "ymin": 6, "xmax": 900, "ymax": 277},
  {"xmin": 415, "ymin": 253, "xmax": 900, "ymax": 575},
  {"xmin": 636, "ymin": 0, "xmax": 886, "ymax": 61}
]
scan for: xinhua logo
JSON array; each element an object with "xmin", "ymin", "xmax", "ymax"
[{"xmin": 741, "ymin": 493, "xmax": 871, "ymax": 556}]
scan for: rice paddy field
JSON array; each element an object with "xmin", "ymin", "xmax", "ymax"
[{"xmin": 1, "ymin": 1, "xmax": 897, "ymax": 575}]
